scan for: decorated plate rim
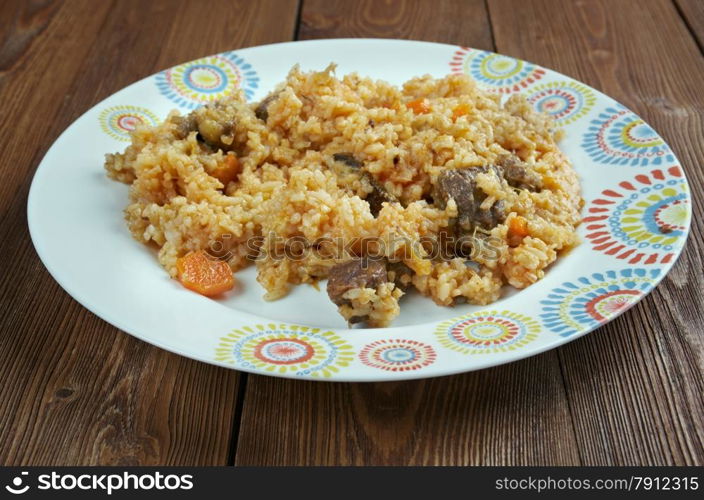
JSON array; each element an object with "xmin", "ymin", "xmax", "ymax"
[{"xmin": 27, "ymin": 38, "xmax": 692, "ymax": 382}]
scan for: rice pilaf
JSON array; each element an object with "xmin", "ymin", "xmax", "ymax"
[{"xmin": 105, "ymin": 64, "xmax": 582, "ymax": 327}]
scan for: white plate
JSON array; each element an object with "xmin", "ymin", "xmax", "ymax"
[{"xmin": 28, "ymin": 39, "xmax": 691, "ymax": 381}]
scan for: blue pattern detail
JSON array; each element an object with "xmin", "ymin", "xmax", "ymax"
[
  {"xmin": 540, "ymin": 269, "xmax": 661, "ymax": 337},
  {"xmin": 155, "ymin": 51, "xmax": 259, "ymax": 109},
  {"xmin": 581, "ymin": 104, "xmax": 674, "ymax": 166},
  {"xmin": 381, "ymin": 348, "xmax": 416, "ymax": 363},
  {"xmin": 462, "ymin": 50, "xmax": 544, "ymax": 91}
]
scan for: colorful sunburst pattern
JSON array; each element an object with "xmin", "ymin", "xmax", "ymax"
[
  {"xmin": 98, "ymin": 105, "xmax": 159, "ymax": 141},
  {"xmin": 540, "ymin": 269, "xmax": 661, "ymax": 337},
  {"xmin": 215, "ymin": 323, "xmax": 354, "ymax": 377},
  {"xmin": 449, "ymin": 47, "xmax": 545, "ymax": 93},
  {"xmin": 435, "ymin": 310, "xmax": 540, "ymax": 354},
  {"xmin": 527, "ymin": 80, "xmax": 596, "ymax": 126},
  {"xmin": 582, "ymin": 104, "xmax": 674, "ymax": 166},
  {"xmin": 583, "ymin": 166, "xmax": 689, "ymax": 264},
  {"xmin": 359, "ymin": 339, "xmax": 437, "ymax": 371},
  {"xmin": 156, "ymin": 52, "xmax": 259, "ymax": 108}
]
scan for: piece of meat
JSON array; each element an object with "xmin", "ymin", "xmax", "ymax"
[
  {"xmin": 434, "ymin": 156, "xmax": 540, "ymax": 231},
  {"xmin": 498, "ymin": 154, "xmax": 542, "ymax": 192},
  {"xmin": 364, "ymin": 174, "xmax": 396, "ymax": 216},
  {"xmin": 172, "ymin": 114, "xmax": 197, "ymax": 139},
  {"xmin": 333, "ymin": 152, "xmax": 363, "ymax": 168},
  {"xmin": 254, "ymin": 93, "xmax": 278, "ymax": 122},
  {"xmin": 197, "ymin": 116, "xmax": 235, "ymax": 151},
  {"xmin": 386, "ymin": 261, "xmax": 414, "ymax": 291},
  {"xmin": 326, "ymin": 258, "xmax": 387, "ymax": 307},
  {"xmin": 332, "ymin": 153, "xmax": 397, "ymax": 216},
  {"xmin": 436, "ymin": 166, "xmax": 506, "ymax": 232},
  {"xmin": 171, "ymin": 107, "xmax": 237, "ymax": 152}
]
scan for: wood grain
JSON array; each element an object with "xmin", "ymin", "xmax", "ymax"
[
  {"xmin": 298, "ymin": 0, "xmax": 494, "ymax": 51},
  {"xmin": 234, "ymin": 0, "xmax": 583, "ymax": 466},
  {"xmin": 0, "ymin": 0, "xmax": 99, "ymax": 216},
  {"xmin": 0, "ymin": 0, "xmax": 299, "ymax": 465},
  {"xmin": 235, "ymin": 358, "xmax": 580, "ymax": 466},
  {"xmin": 488, "ymin": 0, "xmax": 704, "ymax": 465},
  {"xmin": 676, "ymin": 0, "xmax": 704, "ymax": 52},
  {"xmin": 1, "ymin": 0, "xmax": 702, "ymax": 467}
]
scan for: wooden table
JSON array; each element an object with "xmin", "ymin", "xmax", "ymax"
[{"xmin": 1, "ymin": 0, "xmax": 702, "ymax": 466}]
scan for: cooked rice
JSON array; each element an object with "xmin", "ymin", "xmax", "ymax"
[{"xmin": 105, "ymin": 64, "xmax": 582, "ymax": 327}]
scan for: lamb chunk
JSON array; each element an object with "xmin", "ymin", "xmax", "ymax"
[
  {"xmin": 172, "ymin": 105, "xmax": 237, "ymax": 152},
  {"xmin": 498, "ymin": 154, "xmax": 542, "ymax": 192},
  {"xmin": 386, "ymin": 261, "xmax": 414, "ymax": 291},
  {"xmin": 326, "ymin": 258, "xmax": 387, "ymax": 307},
  {"xmin": 364, "ymin": 175, "xmax": 396, "ymax": 216},
  {"xmin": 333, "ymin": 152, "xmax": 363, "ymax": 168},
  {"xmin": 197, "ymin": 117, "xmax": 235, "ymax": 151},
  {"xmin": 332, "ymin": 153, "xmax": 397, "ymax": 216},
  {"xmin": 436, "ymin": 166, "xmax": 506, "ymax": 232},
  {"xmin": 435, "ymin": 157, "xmax": 539, "ymax": 232},
  {"xmin": 254, "ymin": 93, "xmax": 278, "ymax": 122},
  {"xmin": 172, "ymin": 114, "xmax": 197, "ymax": 139}
]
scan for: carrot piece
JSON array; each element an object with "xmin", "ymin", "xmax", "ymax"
[
  {"xmin": 211, "ymin": 152, "xmax": 240, "ymax": 186},
  {"xmin": 176, "ymin": 250, "xmax": 235, "ymax": 297},
  {"xmin": 542, "ymin": 175, "xmax": 560, "ymax": 190},
  {"xmin": 508, "ymin": 216, "xmax": 529, "ymax": 247},
  {"xmin": 452, "ymin": 103, "xmax": 471, "ymax": 120},
  {"xmin": 407, "ymin": 97, "xmax": 430, "ymax": 114}
]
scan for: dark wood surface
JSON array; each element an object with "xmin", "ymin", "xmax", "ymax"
[
  {"xmin": 677, "ymin": 0, "xmax": 704, "ymax": 51},
  {"xmin": 0, "ymin": 0, "xmax": 701, "ymax": 466}
]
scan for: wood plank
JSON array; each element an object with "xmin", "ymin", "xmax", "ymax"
[
  {"xmin": 488, "ymin": 0, "xmax": 704, "ymax": 465},
  {"xmin": 298, "ymin": 0, "xmax": 494, "ymax": 51},
  {"xmin": 50, "ymin": 0, "xmax": 302, "ymax": 131},
  {"xmin": 236, "ymin": 357, "xmax": 580, "ymax": 465},
  {"xmin": 234, "ymin": 0, "xmax": 582, "ymax": 466},
  {"xmin": 0, "ymin": 0, "xmax": 103, "ymax": 215},
  {"xmin": 676, "ymin": 0, "xmax": 704, "ymax": 52},
  {"xmin": 0, "ymin": 0, "xmax": 299, "ymax": 465}
]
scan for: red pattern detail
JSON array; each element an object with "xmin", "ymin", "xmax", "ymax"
[
  {"xmin": 253, "ymin": 338, "xmax": 314, "ymax": 365},
  {"xmin": 604, "ymin": 244, "xmax": 623, "ymax": 254},
  {"xmin": 588, "ymin": 231, "xmax": 609, "ymax": 238},
  {"xmin": 645, "ymin": 254, "xmax": 658, "ymax": 264},
  {"xmin": 584, "ymin": 218, "xmax": 608, "ymax": 225},
  {"xmin": 583, "ymin": 168, "xmax": 684, "ymax": 265},
  {"xmin": 585, "ymin": 290, "xmax": 641, "ymax": 322},
  {"xmin": 449, "ymin": 316, "xmax": 520, "ymax": 346},
  {"xmin": 629, "ymin": 253, "xmax": 644, "ymax": 264},
  {"xmin": 449, "ymin": 47, "xmax": 545, "ymax": 93},
  {"xmin": 595, "ymin": 111, "xmax": 667, "ymax": 161},
  {"xmin": 359, "ymin": 339, "xmax": 436, "ymax": 372},
  {"xmin": 619, "ymin": 248, "xmax": 635, "ymax": 259}
]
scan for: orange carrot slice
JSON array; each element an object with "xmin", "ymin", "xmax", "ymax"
[
  {"xmin": 452, "ymin": 103, "xmax": 471, "ymax": 120},
  {"xmin": 211, "ymin": 152, "xmax": 240, "ymax": 186},
  {"xmin": 176, "ymin": 250, "xmax": 235, "ymax": 297},
  {"xmin": 407, "ymin": 97, "xmax": 430, "ymax": 114},
  {"xmin": 508, "ymin": 216, "xmax": 529, "ymax": 247}
]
